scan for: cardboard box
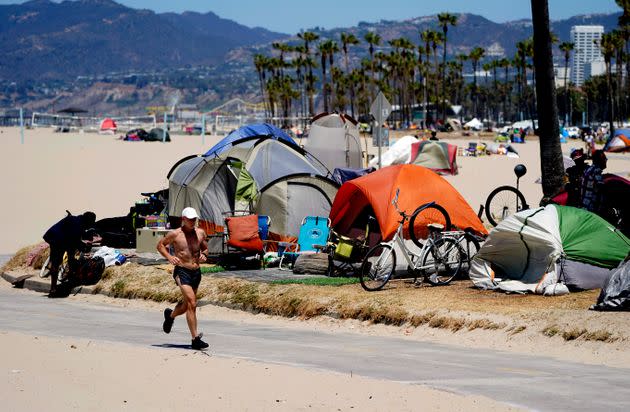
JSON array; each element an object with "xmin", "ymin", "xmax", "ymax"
[{"xmin": 136, "ymin": 227, "xmax": 171, "ymax": 253}]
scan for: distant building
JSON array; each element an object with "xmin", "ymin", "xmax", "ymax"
[
  {"xmin": 584, "ymin": 60, "xmax": 606, "ymax": 80},
  {"xmin": 570, "ymin": 25, "xmax": 604, "ymax": 86},
  {"xmin": 554, "ymin": 65, "xmax": 571, "ymax": 88}
]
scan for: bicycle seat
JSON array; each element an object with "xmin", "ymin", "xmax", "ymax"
[{"xmin": 427, "ymin": 223, "xmax": 445, "ymax": 232}]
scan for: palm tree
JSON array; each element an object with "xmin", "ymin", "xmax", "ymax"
[
  {"xmin": 531, "ymin": 0, "xmax": 564, "ymax": 198},
  {"xmin": 558, "ymin": 42, "xmax": 574, "ymax": 125},
  {"xmin": 600, "ymin": 32, "xmax": 616, "ymax": 137},
  {"xmin": 340, "ymin": 32, "xmax": 360, "ymax": 115},
  {"xmin": 438, "ymin": 12, "xmax": 458, "ymax": 122},
  {"xmin": 364, "ymin": 31, "xmax": 382, "ymax": 100},
  {"xmin": 253, "ymin": 54, "xmax": 269, "ymax": 118},
  {"xmin": 318, "ymin": 41, "xmax": 330, "ymax": 113},
  {"xmin": 298, "ymin": 31, "xmax": 320, "ymax": 116},
  {"xmin": 498, "ymin": 57, "xmax": 511, "ymax": 122},
  {"xmin": 469, "ymin": 47, "xmax": 485, "ymax": 118},
  {"xmin": 327, "ymin": 40, "xmax": 340, "ymax": 110}
]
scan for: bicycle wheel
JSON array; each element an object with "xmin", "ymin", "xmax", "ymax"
[
  {"xmin": 39, "ymin": 256, "xmax": 51, "ymax": 278},
  {"xmin": 359, "ymin": 244, "xmax": 396, "ymax": 291},
  {"xmin": 39, "ymin": 253, "xmax": 68, "ymax": 281},
  {"xmin": 409, "ymin": 203, "xmax": 452, "ymax": 249},
  {"xmin": 460, "ymin": 232, "xmax": 481, "ymax": 271},
  {"xmin": 485, "ymin": 186, "xmax": 528, "ymax": 227},
  {"xmin": 422, "ymin": 237, "xmax": 463, "ymax": 286}
]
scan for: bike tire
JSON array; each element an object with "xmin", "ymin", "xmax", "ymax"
[
  {"xmin": 423, "ymin": 237, "xmax": 463, "ymax": 286},
  {"xmin": 460, "ymin": 232, "xmax": 481, "ymax": 272},
  {"xmin": 359, "ymin": 244, "xmax": 396, "ymax": 291},
  {"xmin": 39, "ymin": 256, "xmax": 51, "ymax": 278},
  {"xmin": 409, "ymin": 203, "xmax": 452, "ymax": 249},
  {"xmin": 485, "ymin": 186, "xmax": 528, "ymax": 227}
]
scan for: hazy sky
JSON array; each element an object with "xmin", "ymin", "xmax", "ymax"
[{"xmin": 3, "ymin": 0, "xmax": 622, "ymax": 33}]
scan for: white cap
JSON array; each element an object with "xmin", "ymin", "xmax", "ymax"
[{"xmin": 181, "ymin": 207, "xmax": 199, "ymax": 219}]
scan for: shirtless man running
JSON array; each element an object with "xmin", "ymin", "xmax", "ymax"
[{"xmin": 157, "ymin": 207, "xmax": 209, "ymax": 350}]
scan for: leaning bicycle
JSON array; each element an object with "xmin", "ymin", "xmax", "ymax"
[
  {"xmin": 359, "ymin": 191, "xmax": 464, "ymax": 291},
  {"xmin": 484, "ymin": 164, "xmax": 530, "ymax": 226}
]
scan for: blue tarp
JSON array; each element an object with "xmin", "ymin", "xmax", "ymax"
[
  {"xmin": 204, "ymin": 123, "xmax": 296, "ymax": 157},
  {"xmin": 332, "ymin": 167, "xmax": 375, "ymax": 185}
]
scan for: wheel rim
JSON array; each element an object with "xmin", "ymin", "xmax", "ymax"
[
  {"xmin": 488, "ymin": 190, "xmax": 522, "ymax": 224},
  {"xmin": 424, "ymin": 238, "xmax": 461, "ymax": 285},
  {"xmin": 361, "ymin": 246, "xmax": 394, "ymax": 290}
]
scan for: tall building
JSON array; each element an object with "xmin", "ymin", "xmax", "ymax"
[{"xmin": 570, "ymin": 25, "xmax": 604, "ymax": 86}]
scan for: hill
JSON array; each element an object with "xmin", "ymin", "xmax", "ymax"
[{"xmin": 0, "ymin": 0, "xmax": 288, "ymax": 81}]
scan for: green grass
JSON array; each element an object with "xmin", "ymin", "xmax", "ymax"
[
  {"xmin": 201, "ymin": 265, "xmax": 225, "ymax": 274},
  {"xmin": 270, "ymin": 277, "xmax": 360, "ymax": 286}
]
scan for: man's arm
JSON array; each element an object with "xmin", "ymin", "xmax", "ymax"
[
  {"xmin": 157, "ymin": 231, "xmax": 182, "ymax": 266},
  {"xmin": 198, "ymin": 229, "xmax": 208, "ymax": 263}
]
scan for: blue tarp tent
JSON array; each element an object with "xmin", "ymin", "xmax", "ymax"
[{"xmin": 204, "ymin": 123, "xmax": 296, "ymax": 157}]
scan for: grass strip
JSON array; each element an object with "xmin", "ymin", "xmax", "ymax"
[{"xmin": 270, "ymin": 277, "xmax": 360, "ymax": 286}]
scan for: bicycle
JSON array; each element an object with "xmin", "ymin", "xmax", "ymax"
[
  {"xmin": 359, "ymin": 190, "xmax": 464, "ymax": 291},
  {"xmin": 39, "ymin": 252, "xmax": 69, "ymax": 283},
  {"xmin": 484, "ymin": 164, "xmax": 530, "ymax": 227}
]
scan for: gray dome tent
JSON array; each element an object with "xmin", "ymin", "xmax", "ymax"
[
  {"xmin": 304, "ymin": 113, "xmax": 363, "ymax": 170},
  {"xmin": 168, "ymin": 137, "xmax": 331, "ymax": 239}
]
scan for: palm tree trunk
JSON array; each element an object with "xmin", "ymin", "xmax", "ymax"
[
  {"xmin": 564, "ymin": 56, "xmax": 569, "ymax": 126},
  {"xmin": 530, "ymin": 0, "xmax": 564, "ymax": 198}
]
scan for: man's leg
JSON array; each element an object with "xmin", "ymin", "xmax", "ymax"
[
  {"xmin": 47, "ymin": 245, "xmax": 64, "ymax": 295},
  {"xmin": 178, "ymin": 283, "xmax": 198, "ymax": 339}
]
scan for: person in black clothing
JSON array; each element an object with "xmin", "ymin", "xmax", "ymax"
[
  {"xmin": 429, "ymin": 130, "xmax": 439, "ymax": 141},
  {"xmin": 43, "ymin": 211, "xmax": 98, "ymax": 297},
  {"xmin": 565, "ymin": 148, "xmax": 589, "ymax": 207}
]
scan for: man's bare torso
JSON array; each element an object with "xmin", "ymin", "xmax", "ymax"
[{"xmin": 168, "ymin": 227, "xmax": 205, "ymax": 270}]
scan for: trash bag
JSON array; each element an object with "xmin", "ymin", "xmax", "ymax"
[{"xmin": 591, "ymin": 258, "xmax": 630, "ymax": 311}]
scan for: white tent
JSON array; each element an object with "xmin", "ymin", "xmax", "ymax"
[{"xmin": 464, "ymin": 118, "xmax": 483, "ymax": 131}]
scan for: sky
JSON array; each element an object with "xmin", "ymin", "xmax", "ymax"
[{"xmin": 3, "ymin": 0, "xmax": 622, "ymax": 33}]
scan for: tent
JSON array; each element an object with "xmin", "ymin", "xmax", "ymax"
[
  {"xmin": 204, "ymin": 123, "xmax": 295, "ymax": 157},
  {"xmin": 469, "ymin": 205, "xmax": 630, "ymax": 294},
  {"xmin": 409, "ymin": 141, "xmax": 458, "ymax": 175},
  {"xmin": 368, "ymin": 135, "xmax": 418, "ymax": 168},
  {"xmin": 592, "ymin": 258, "xmax": 630, "ymax": 311},
  {"xmin": 331, "ymin": 167, "xmax": 375, "ymax": 185},
  {"xmin": 303, "ymin": 113, "xmax": 363, "ymax": 170},
  {"xmin": 147, "ymin": 128, "xmax": 170, "ymax": 142},
  {"xmin": 464, "ymin": 118, "xmax": 483, "ymax": 131},
  {"xmin": 99, "ymin": 118, "xmax": 117, "ymax": 134},
  {"xmin": 255, "ymin": 173, "xmax": 339, "ymax": 241},
  {"xmin": 329, "ymin": 164, "xmax": 487, "ymax": 242},
  {"xmin": 604, "ymin": 128, "xmax": 630, "ymax": 152},
  {"xmin": 168, "ymin": 137, "xmax": 330, "ymax": 238}
]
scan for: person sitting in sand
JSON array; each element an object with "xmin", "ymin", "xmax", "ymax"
[
  {"xmin": 157, "ymin": 207, "xmax": 209, "ymax": 350},
  {"xmin": 43, "ymin": 211, "xmax": 100, "ymax": 297}
]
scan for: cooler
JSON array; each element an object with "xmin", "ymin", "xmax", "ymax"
[{"xmin": 136, "ymin": 227, "xmax": 171, "ymax": 253}]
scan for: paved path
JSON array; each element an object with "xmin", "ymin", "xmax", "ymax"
[{"xmin": 1, "ymin": 288, "xmax": 629, "ymax": 411}]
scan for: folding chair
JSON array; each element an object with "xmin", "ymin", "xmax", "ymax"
[
  {"xmin": 278, "ymin": 216, "xmax": 331, "ymax": 270},
  {"xmin": 220, "ymin": 212, "xmax": 265, "ymax": 269},
  {"xmin": 466, "ymin": 142, "xmax": 477, "ymax": 157}
]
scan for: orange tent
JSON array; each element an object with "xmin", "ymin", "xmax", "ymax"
[
  {"xmin": 100, "ymin": 118, "xmax": 117, "ymax": 132},
  {"xmin": 329, "ymin": 164, "xmax": 487, "ymax": 241}
]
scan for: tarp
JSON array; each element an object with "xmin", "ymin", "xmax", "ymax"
[
  {"xmin": 329, "ymin": 164, "xmax": 487, "ymax": 241},
  {"xmin": 592, "ymin": 258, "xmax": 630, "ymax": 311},
  {"xmin": 604, "ymin": 128, "xmax": 630, "ymax": 152},
  {"xmin": 469, "ymin": 205, "xmax": 630, "ymax": 294},
  {"xmin": 368, "ymin": 135, "xmax": 417, "ymax": 168},
  {"xmin": 204, "ymin": 123, "xmax": 295, "ymax": 157},
  {"xmin": 304, "ymin": 113, "xmax": 363, "ymax": 170},
  {"xmin": 409, "ymin": 141, "xmax": 458, "ymax": 175},
  {"xmin": 332, "ymin": 167, "xmax": 375, "ymax": 185}
]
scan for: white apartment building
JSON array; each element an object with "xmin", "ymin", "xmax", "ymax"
[{"xmin": 570, "ymin": 25, "xmax": 604, "ymax": 86}]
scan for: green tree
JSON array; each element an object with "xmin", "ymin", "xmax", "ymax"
[
  {"xmin": 438, "ymin": 12, "xmax": 458, "ymax": 122},
  {"xmin": 558, "ymin": 41, "xmax": 574, "ymax": 125}
]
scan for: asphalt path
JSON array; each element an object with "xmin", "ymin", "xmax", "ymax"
[{"xmin": 1, "ymin": 288, "xmax": 629, "ymax": 411}]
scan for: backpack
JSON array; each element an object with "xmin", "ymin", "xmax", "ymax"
[{"xmin": 75, "ymin": 256, "xmax": 106, "ymax": 285}]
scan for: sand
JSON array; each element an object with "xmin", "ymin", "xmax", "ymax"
[{"xmin": 1, "ymin": 126, "xmax": 628, "ymax": 254}]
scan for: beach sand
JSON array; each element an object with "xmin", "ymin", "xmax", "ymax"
[{"xmin": 1, "ymin": 126, "xmax": 628, "ymax": 254}]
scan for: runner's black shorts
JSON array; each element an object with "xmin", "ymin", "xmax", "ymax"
[{"xmin": 173, "ymin": 266, "xmax": 202, "ymax": 289}]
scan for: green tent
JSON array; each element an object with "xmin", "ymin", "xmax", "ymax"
[{"xmin": 470, "ymin": 205, "xmax": 630, "ymax": 294}]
